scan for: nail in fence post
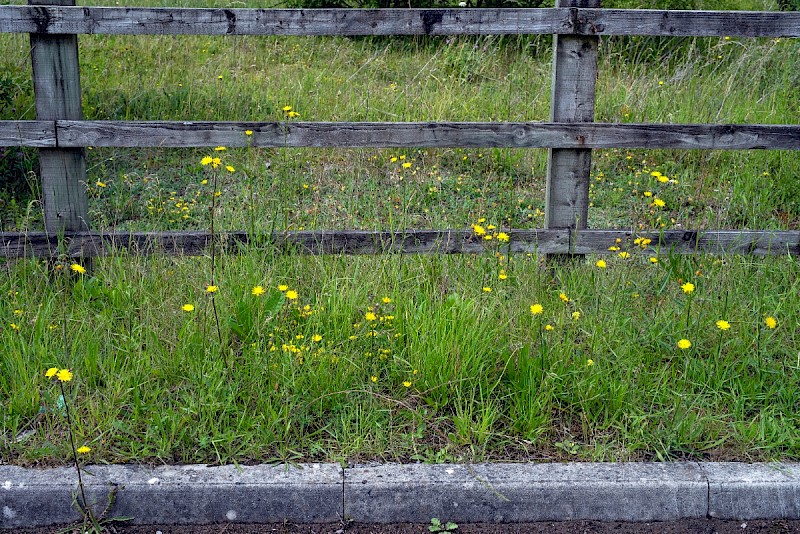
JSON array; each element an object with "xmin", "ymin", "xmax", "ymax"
[
  {"xmin": 545, "ymin": 0, "xmax": 600, "ymax": 262},
  {"xmin": 29, "ymin": 0, "xmax": 90, "ymax": 237}
]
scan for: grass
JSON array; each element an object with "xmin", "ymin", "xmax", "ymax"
[{"xmin": 1, "ymin": 0, "xmax": 800, "ymax": 466}]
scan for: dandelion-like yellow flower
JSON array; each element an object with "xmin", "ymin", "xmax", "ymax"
[
  {"xmin": 472, "ymin": 224, "xmax": 486, "ymax": 236},
  {"xmin": 211, "ymin": 157, "xmax": 221, "ymax": 168},
  {"xmin": 205, "ymin": 285, "xmax": 219, "ymax": 293},
  {"xmin": 497, "ymin": 232, "xmax": 510, "ymax": 242},
  {"xmin": 498, "ymin": 270, "xmax": 508, "ymax": 280},
  {"xmin": 618, "ymin": 252, "xmax": 630, "ymax": 259},
  {"xmin": 483, "ymin": 287, "xmax": 492, "ymax": 293},
  {"xmin": 677, "ymin": 339, "xmax": 692, "ymax": 350},
  {"xmin": 285, "ymin": 290, "xmax": 298, "ymax": 300},
  {"xmin": 530, "ymin": 304, "xmax": 543, "ymax": 315},
  {"xmin": 649, "ymin": 257, "xmax": 659, "ymax": 264},
  {"xmin": 595, "ymin": 259, "xmax": 607, "ymax": 268},
  {"xmin": 402, "ymin": 162, "xmax": 411, "ymax": 169},
  {"xmin": 287, "ymin": 111, "xmax": 300, "ymax": 118},
  {"xmin": 586, "ymin": 359, "xmax": 594, "ymax": 367},
  {"xmin": 572, "ymin": 311, "xmax": 581, "ymax": 321},
  {"xmin": 182, "ymin": 304, "xmax": 195, "ymax": 312},
  {"xmin": 76, "ymin": 446, "xmax": 91, "ymax": 454},
  {"xmin": 657, "ymin": 175, "xmax": 669, "ymax": 183},
  {"xmin": 45, "ymin": 367, "xmax": 59, "ymax": 378},
  {"xmin": 245, "ymin": 130, "xmax": 253, "ymax": 136},
  {"xmin": 251, "ymin": 286, "xmax": 265, "ymax": 296},
  {"xmin": 10, "ymin": 322, "xmax": 19, "ymax": 330},
  {"xmin": 652, "ymin": 198, "xmax": 666, "ymax": 208},
  {"xmin": 371, "ymin": 375, "xmax": 378, "ymax": 383},
  {"xmin": 559, "ymin": 292, "xmax": 569, "ymax": 303},
  {"xmin": 56, "ymin": 369, "xmax": 73, "ymax": 382},
  {"xmin": 716, "ymin": 320, "xmax": 731, "ymax": 331},
  {"xmin": 402, "ymin": 381, "xmax": 412, "ymax": 388},
  {"xmin": 225, "ymin": 165, "xmax": 235, "ymax": 173},
  {"xmin": 365, "ymin": 312, "xmax": 377, "ymax": 322},
  {"xmin": 214, "ymin": 146, "xmax": 226, "ymax": 152},
  {"xmin": 608, "ymin": 246, "xmax": 620, "ymax": 252},
  {"xmin": 544, "ymin": 324, "xmax": 554, "ymax": 331},
  {"xmin": 201, "ymin": 156, "xmax": 213, "ymax": 166},
  {"xmin": 282, "ymin": 105, "xmax": 293, "ymax": 112},
  {"xmin": 278, "ymin": 284, "xmax": 288, "ymax": 292},
  {"xmin": 70, "ymin": 264, "xmax": 86, "ymax": 274},
  {"xmin": 765, "ymin": 316, "xmax": 777, "ymax": 329},
  {"xmin": 312, "ymin": 334, "xmax": 322, "ymax": 342},
  {"xmin": 382, "ymin": 297, "xmax": 391, "ymax": 304},
  {"xmin": 96, "ymin": 180, "xmax": 106, "ymax": 188},
  {"xmin": 681, "ymin": 282, "xmax": 695, "ymax": 294}
]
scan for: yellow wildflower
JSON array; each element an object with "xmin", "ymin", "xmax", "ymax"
[
  {"xmin": 402, "ymin": 381, "xmax": 412, "ymax": 388},
  {"xmin": 56, "ymin": 369, "xmax": 73, "ymax": 382},
  {"xmin": 382, "ymin": 297, "xmax": 391, "ymax": 304},
  {"xmin": 681, "ymin": 282, "xmax": 695, "ymax": 294},
  {"xmin": 677, "ymin": 339, "xmax": 692, "ymax": 349},
  {"xmin": 70, "ymin": 264, "xmax": 86, "ymax": 274},
  {"xmin": 498, "ymin": 270, "xmax": 508, "ymax": 280},
  {"xmin": 652, "ymin": 198, "xmax": 666, "ymax": 208},
  {"xmin": 312, "ymin": 334, "xmax": 322, "ymax": 342},
  {"xmin": 572, "ymin": 311, "xmax": 581, "ymax": 321},
  {"xmin": 472, "ymin": 224, "xmax": 486, "ymax": 236},
  {"xmin": 278, "ymin": 284, "xmax": 289, "ymax": 292},
  {"xmin": 530, "ymin": 304, "xmax": 543, "ymax": 315},
  {"xmin": 214, "ymin": 146, "xmax": 226, "ymax": 151},
  {"xmin": 225, "ymin": 165, "xmax": 235, "ymax": 173},
  {"xmin": 205, "ymin": 285, "xmax": 219, "ymax": 293},
  {"xmin": 201, "ymin": 156, "xmax": 213, "ymax": 166},
  {"xmin": 251, "ymin": 286, "xmax": 265, "ymax": 296},
  {"xmin": 765, "ymin": 316, "xmax": 777, "ymax": 329},
  {"xmin": 365, "ymin": 312, "xmax": 377, "ymax": 321},
  {"xmin": 76, "ymin": 446, "xmax": 91, "ymax": 454},
  {"xmin": 586, "ymin": 359, "xmax": 594, "ymax": 367},
  {"xmin": 285, "ymin": 290, "xmax": 298, "ymax": 300},
  {"xmin": 595, "ymin": 259, "xmax": 607, "ymax": 268},
  {"xmin": 245, "ymin": 130, "xmax": 253, "ymax": 136},
  {"xmin": 45, "ymin": 367, "xmax": 59, "ymax": 378},
  {"xmin": 716, "ymin": 320, "xmax": 731, "ymax": 331},
  {"xmin": 497, "ymin": 232, "xmax": 510, "ymax": 242},
  {"xmin": 182, "ymin": 304, "xmax": 195, "ymax": 312},
  {"xmin": 559, "ymin": 292, "xmax": 569, "ymax": 303}
]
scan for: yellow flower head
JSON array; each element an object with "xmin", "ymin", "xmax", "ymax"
[
  {"xmin": 365, "ymin": 312, "xmax": 377, "ymax": 321},
  {"xmin": 595, "ymin": 259, "xmax": 607, "ymax": 269},
  {"xmin": 282, "ymin": 105, "xmax": 293, "ymax": 112},
  {"xmin": 586, "ymin": 359, "xmax": 594, "ymax": 367},
  {"xmin": 482, "ymin": 287, "xmax": 492, "ymax": 293},
  {"xmin": 572, "ymin": 311, "xmax": 581, "ymax": 321},
  {"xmin": 45, "ymin": 367, "xmax": 59, "ymax": 378},
  {"xmin": 498, "ymin": 270, "xmax": 508, "ymax": 280},
  {"xmin": 95, "ymin": 180, "xmax": 106, "ymax": 188},
  {"xmin": 652, "ymin": 198, "xmax": 666, "ymax": 208},
  {"xmin": 681, "ymin": 282, "xmax": 695, "ymax": 294},
  {"xmin": 225, "ymin": 165, "xmax": 235, "ymax": 173},
  {"xmin": 182, "ymin": 303, "xmax": 195, "ymax": 312},
  {"xmin": 205, "ymin": 285, "xmax": 219, "ymax": 294},
  {"xmin": 618, "ymin": 252, "xmax": 630, "ymax": 259},
  {"xmin": 201, "ymin": 156, "xmax": 213, "ymax": 166},
  {"xmin": 530, "ymin": 304, "xmax": 543, "ymax": 315},
  {"xmin": 245, "ymin": 130, "xmax": 253, "ymax": 136},
  {"xmin": 76, "ymin": 446, "xmax": 91, "ymax": 454},
  {"xmin": 285, "ymin": 290, "xmax": 298, "ymax": 300},
  {"xmin": 251, "ymin": 286, "xmax": 265, "ymax": 296},
  {"xmin": 677, "ymin": 339, "xmax": 692, "ymax": 350},
  {"xmin": 544, "ymin": 324, "xmax": 554, "ymax": 331},
  {"xmin": 402, "ymin": 381, "xmax": 412, "ymax": 388},
  {"xmin": 56, "ymin": 369, "xmax": 73, "ymax": 382},
  {"xmin": 382, "ymin": 297, "xmax": 391, "ymax": 304},
  {"xmin": 312, "ymin": 334, "xmax": 322, "ymax": 342},
  {"xmin": 70, "ymin": 264, "xmax": 86, "ymax": 274},
  {"xmin": 497, "ymin": 232, "xmax": 510, "ymax": 242},
  {"xmin": 765, "ymin": 316, "xmax": 777, "ymax": 329},
  {"xmin": 559, "ymin": 292, "xmax": 569, "ymax": 303},
  {"xmin": 649, "ymin": 257, "xmax": 659, "ymax": 264},
  {"xmin": 371, "ymin": 375, "xmax": 378, "ymax": 383},
  {"xmin": 716, "ymin": 320, "xmax": 731, "ymax": 331},
  {"xmin": 472, "ymin": 224, "xmax": 486, "ymax": 236},
  {"xmin": 278, "ymin": 284, "xmax": 289, "ymax": 292},
  {"xmin": 214, "ymin": 146, "xmax": 226, "ymax": 151}
]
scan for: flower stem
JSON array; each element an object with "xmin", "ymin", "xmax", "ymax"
[{"xmin": 59, "ymin": 381, "xmax": 94, "ymax": 523}]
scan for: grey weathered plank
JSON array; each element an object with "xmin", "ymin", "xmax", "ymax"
[
  {"xmin": 45, "ymin": 121, "xmax": 800, "ymax": 149},
  {"xmin": 0, "ymin": 121, "xmax": 57, "ymax": 147},
  {"xmin": 545, "ymin": 0, "xmax": 598, "ymax": 240},
  {"xmin": 2, "ymin": 6, "xmax": 799, "ymax": 37},
  {"xmin": 29, "ymin": 0, "xmax": 90, "ymax": 235},
  {"xmin": 2, "ymin": 229, "xmax": 797, "ymax": 258}
]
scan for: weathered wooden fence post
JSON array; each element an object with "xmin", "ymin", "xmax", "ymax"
[
  {"xmin": 29, "ymin": 0, "xmax": 89, "ymax": 236},
  {"xmin": 545, "ymin": 0, "xmax": 600, "ymax": 260}
]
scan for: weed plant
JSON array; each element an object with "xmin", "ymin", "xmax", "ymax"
[{"xmin": 1, "ymin": 0, "xmax": 799, "ymax": 465}]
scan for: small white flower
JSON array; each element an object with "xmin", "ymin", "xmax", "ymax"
[{"xmin": 458, "ymin": 2, "xmax": 467, "ymax": 6}]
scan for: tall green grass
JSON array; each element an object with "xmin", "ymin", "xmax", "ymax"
[{"xmin": 1, "ymin": 0, "xmax": 799, "ymax": 465}]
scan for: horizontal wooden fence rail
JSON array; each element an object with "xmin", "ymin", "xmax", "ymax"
[
  {"xmin": 2, "ymin": 229, "xmax": 799, "ymax": 258},
  {"xmin": 3, "ymin": 121, "xmax": 800, "ymax": 150},
  {"xmin": 2, "ymin": 6, "xmax": 800, "ymax": 37}
]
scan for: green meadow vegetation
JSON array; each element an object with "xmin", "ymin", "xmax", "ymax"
[{"xmin": 1, "ymin": 0, "xmax": 799, "ymax": 466}]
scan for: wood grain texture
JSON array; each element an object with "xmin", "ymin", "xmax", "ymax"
[
  {"xmin": 29, "ymin": 0, "xmax": 90, "ymax": 234},
  {"xmin": 0, "ymin": 121, "xmax": 56, "ymax": 147},
  {"xmin": 2, "ymin": 229, "xmax": 797, "ymax": 258},
  {"xmin": 3, "ymin": 6, "xmax": 799, "ymax": 37},
  {"xmin": 40, "ymin": 121, "xmax": 800, "ymax": 149},
  {"xmin": 545, "ymin": 0, "xmax": 599, "ymax": 234}
]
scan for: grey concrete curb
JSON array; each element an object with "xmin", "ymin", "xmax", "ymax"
[{"xmin": 2, "ymin": 462, "xmax": 799, "ymax": 528}]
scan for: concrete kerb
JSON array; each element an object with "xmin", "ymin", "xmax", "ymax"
[{"xmin": 2, "ymin": 462, "xmax": 800, "ymax": 529}]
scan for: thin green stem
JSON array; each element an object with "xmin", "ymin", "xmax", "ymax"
[{"xmin": 59, "ymin": 380, "xmax": 95, "ymax": 523}]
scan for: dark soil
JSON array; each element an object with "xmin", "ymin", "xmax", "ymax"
[{"xmin": 9, "ymin": 520, "xmax": 800, "ymax": 534}]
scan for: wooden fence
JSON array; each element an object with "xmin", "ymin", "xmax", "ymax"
[{"xmin": 1, "ymin": 2, "xmax": 800, "ymax": 258}]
